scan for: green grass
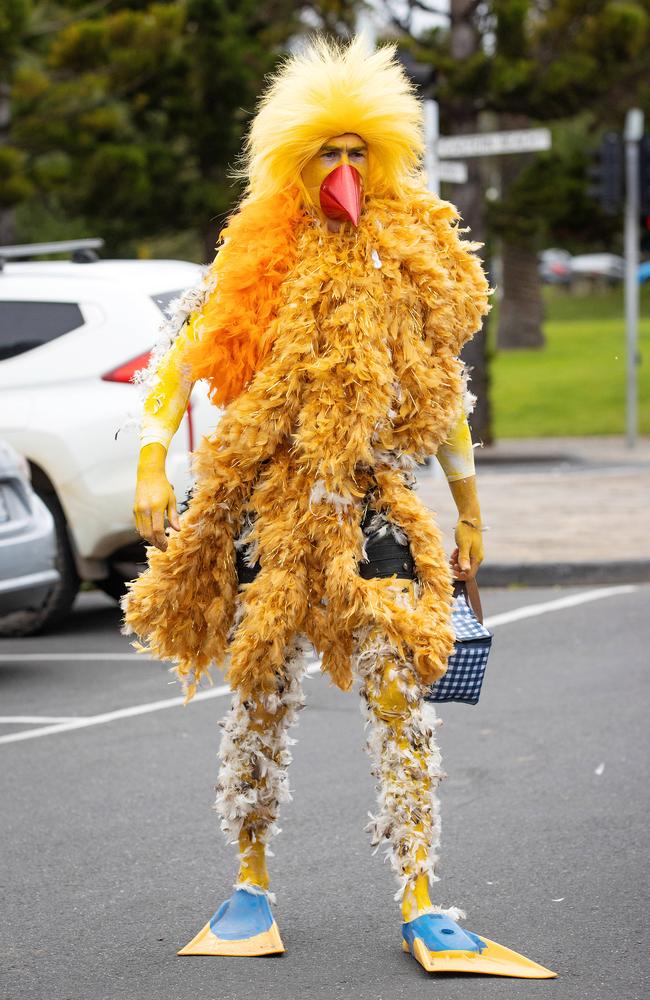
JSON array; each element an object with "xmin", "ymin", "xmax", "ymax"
[{"xmin": 491, "ymin": 284, "xmax": 650, "ymax": 437}]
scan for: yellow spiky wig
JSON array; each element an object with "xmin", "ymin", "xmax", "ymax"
[
  {"xmin": 243, "ymin": 36, "xmax": 425, "ymax": 201},
  {"xmin": 187, "ymin": 37, "xmax": 429, "ymax": 406},
  {"xmin": 124, "ymin": 34, "xmax": 491, "ymax": 705}
]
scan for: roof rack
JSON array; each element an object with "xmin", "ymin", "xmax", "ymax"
[{"xmin": 0, "ymin": 238, "xmax": 104, "ymax": 270}]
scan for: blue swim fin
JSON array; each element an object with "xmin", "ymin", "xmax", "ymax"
[
  {"xmin": 178, "ymin": 886, "xmax": 284, "ymax": 957},
  {"xmin": 402, "ymin": 912, "xmax": 556, "ymax": 978}
]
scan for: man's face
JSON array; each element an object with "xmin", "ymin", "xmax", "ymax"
[{"xmin": 301, "ymin": 133, "xmax": 369, "ymax": 229}]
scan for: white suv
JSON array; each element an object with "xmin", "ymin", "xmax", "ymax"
[{"xmin": 0, "ymin": 243, "xmax": 215, "ymax": 631}]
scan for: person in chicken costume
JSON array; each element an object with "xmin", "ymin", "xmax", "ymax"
[{"xmin": 123, "ymin": 37, "xmax": 555, "ymax": 978}]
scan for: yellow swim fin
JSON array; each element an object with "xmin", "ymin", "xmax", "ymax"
[
  {"xmin": 178, "ymin": 887, "xmax": 285, "ymax": 957},
  {"xmin": 402, "ymin": 913, "xmax": 556, "ymax": 979}
]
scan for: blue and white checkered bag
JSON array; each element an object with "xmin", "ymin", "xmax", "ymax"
[{"xmin": 425, "ymin": 582, "xmax": 492, "ymax": 705}]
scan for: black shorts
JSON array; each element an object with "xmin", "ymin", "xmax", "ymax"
[{"xmin": 236, "ymin": 508, "xmax": 416, "ymax": 584}]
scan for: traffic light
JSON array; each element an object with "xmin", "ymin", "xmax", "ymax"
[
  {"xmin": 395, "ymin": 49, "xmax": 437, "ymax": 98},
  {"xmin": 640, "ymin": 133, "xmax": 650, "ymax": 215},
  {"xmin": 587, "ymin": 132, "xmax": 624, "ymax": 214},
  {"xmin": 641, "ymin": 214, "xmax": 650, "ymax": 254}
]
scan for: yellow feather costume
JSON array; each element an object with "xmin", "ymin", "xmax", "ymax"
[
  {"xmin": 123, "ymin": 40, "xmax": 490, "ymax": 703},
  {"xmin": 116, "ymin": 44, "xmax": 563, "ymax": 979}
]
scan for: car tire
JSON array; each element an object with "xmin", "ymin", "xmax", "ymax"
[
  {"xmin": 95, "ymin": 541, "xmax": 146, "ymax": 604},
  {"xmin": 95, "ymin": 568, "xmax": 128, "ymax": 603},
  {"xmin": 0, "ymin": 491, "xmax": 81, "ymax": 637}
]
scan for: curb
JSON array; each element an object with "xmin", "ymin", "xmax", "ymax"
[{"xmin": 479, "ymin": 561, "xmax": 650, "ymax": 587}]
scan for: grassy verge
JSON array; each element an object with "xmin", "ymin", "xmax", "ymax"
[{"xmin": 491, "ymin": 284, "xmax": 650, "ymax": 437}]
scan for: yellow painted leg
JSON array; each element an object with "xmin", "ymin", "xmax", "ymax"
[
  {"xmin": 232, "ymin": 696, "xmax": 283, "ymax": 891},
  {"xmin": 363, "ymin": 605, "xmax": 556, "ymax": 978},
  {"xmin": 179, "ymin": 696, "xmax": 287, "ymax": 957},
  {"xmin": 402, "ymin": 872, "xmax": 433, "ymax": 923},
  {"xmin": 363, "ymin": 621, "xmax": 436, "ymax": 923},
  {"xmin": 237, "ymin": 830, "xmax": 270, "ymax": 890}
]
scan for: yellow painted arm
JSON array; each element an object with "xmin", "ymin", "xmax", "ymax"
[
  {"xmin": 134, "ymin": 315, "xmax": 201, "ymax": 550},
  {"xmin": 437, "ymin": 413, "xmax": 475, "ymax": 483},
  {"xmin": 140, "ymin": 314, "xmax": 201, "ymax": 450},
  {"xmin": 439, "ymin": 415, "xmax": 484, "ymax": 579}
]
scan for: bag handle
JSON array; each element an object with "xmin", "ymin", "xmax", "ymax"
[{"xmin": 453, "ymin": 577, "xmax": 484, "ymax": 624}]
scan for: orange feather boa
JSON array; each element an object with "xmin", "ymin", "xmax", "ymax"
[{"xmin": 188, "ymin": 190, "xmax": 304, "ymax": 406}]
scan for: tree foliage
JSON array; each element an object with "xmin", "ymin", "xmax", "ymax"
[
  {"xmin": 3, "ymin": 0, "xmax": 357, "ymax": 255},
  {"xmin": 396, "ymin": 0, "xmax": 650, "ymax": 250},
  {"xmin": 383, "ymin": 0, "xmax": 650, "ymax": 430}
]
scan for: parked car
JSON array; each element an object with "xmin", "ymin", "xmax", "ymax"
[
  {"xmin": 0, "ymin": 242, "xmax": 215, "ymax": 630},
  {"xmin": 0, "ymin": 439, "xmax": 59, "ymax": 635},
  {"xmin": 538, "ymin": 248, "xmax": 573, "ymax": 285},
  {"xmin": 570, "ymin": 253, "xmax": 625, "ymax": 283}
]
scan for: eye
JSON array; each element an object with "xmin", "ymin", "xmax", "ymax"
[
  {"xmin": 350, "ymin": 150, "xmax": 367, "ymax": 160},
  {"xmin": 322, "ymin": 150, "xmax": 339, "ymax": 161}
]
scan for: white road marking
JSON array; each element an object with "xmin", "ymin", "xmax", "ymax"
[
  {"xmin": 0, "ymin": 584, "xmax": 637, "ymax": 747},
  {"xmin": 0, "ymin": 652, "xmax": 138, "ymax": 661},
  {"xmin": 483, "ymin": 584, "xmax": 636, "ymax": 629},
  {"xmin": 0, "ymin": 661, "xmax": 322, "ymax": 746},
  {"xmin": 0, "ymin": 715, "xmax": 86, "ymax": 724}
]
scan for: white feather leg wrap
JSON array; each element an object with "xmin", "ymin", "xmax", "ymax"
[
  {"xmin": 214, "ymin": 637, "xmax": 309, "ymax": 849},
  {"xmin": 354, "ymin": 627, "xmax": 445, "ymax": 902}
]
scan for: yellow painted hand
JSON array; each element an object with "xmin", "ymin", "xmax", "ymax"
[
  {"xmin": 448, "ymin": 474, "xmax": 484, "ymax": 580},
  {"xmin": 450, "ymin": 519, "xmax": 484, "ymax": 580},
  {"xmin": 134, "ymin": 443, "xmax": 180, "ymax": 551}
]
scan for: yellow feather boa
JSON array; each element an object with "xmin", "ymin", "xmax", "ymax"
[{"xmin": 123, "ymin": 192, "xmax": 490, "ymax": 700}]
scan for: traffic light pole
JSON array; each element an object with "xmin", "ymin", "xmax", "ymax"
[{"xmin": 624, "ymin": 109, "xmax": 644, "ymax": 449}]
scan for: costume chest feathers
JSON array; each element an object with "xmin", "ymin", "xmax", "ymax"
[{"xmin": 122, "ymin": 195, "xmax": 490, "ymax": 700}]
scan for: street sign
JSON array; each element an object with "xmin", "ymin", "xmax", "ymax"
[
  {"xmin": 438, "ymin": 128, "xmax": 552, "ymax": 160},
  {"xmin": 438, "ymin": 160, "xmax": 468, "ymax": 184}
]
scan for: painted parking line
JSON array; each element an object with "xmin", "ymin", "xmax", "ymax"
[
  {"xmin": 484, "ymin": 584, "xmax": 637, "ymax": 628},
  {"xmin": 0, "ymin": 661, "xmax": 323, "ymax": 746},
  {"xmin": 0, "ymin": 584, "xmax": 636, "ymax": 747},
  {"xmin": 0, "ymin": 652, "xmax": 138, "ymax": 661},
  {"xmin": 0, "ymin": 715, "xmax": 86, "ymax": 724}
]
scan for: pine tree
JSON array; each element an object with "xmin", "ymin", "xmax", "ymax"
[{"xmin": 4, "ymin": 0, "xmax": 357, "ymax": 256}]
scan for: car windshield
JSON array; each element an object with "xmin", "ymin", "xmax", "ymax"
[
  {"xmin": 151, "ymin": 290, "xmax": 184, "ymax": 315},
  {"xmin": 0, "ymin": 300, "xmax": 84, "ymax": 360}
]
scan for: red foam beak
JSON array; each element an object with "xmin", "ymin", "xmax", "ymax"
[{"xmin": 319, "ymin": 164, "xmax": 362, "ymax": 227}]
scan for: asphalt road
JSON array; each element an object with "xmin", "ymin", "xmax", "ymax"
[{"xmin": 1, "ymin": 584, "xmax": 649, "ymax": 1000}]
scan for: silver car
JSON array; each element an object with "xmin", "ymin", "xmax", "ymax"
[
  {"xmin": 0, "ymin": 440, "xmax": 59, "ymax": 635},
  {"xmin": 570, "ymin": 253, "xmax": 625, "ymax": 283}
]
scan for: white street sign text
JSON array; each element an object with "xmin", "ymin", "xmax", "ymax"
[
  {"xmin": 438, "ymin": 128, "xmax": 552, "ymax": 159},
  {"xmin": 438, "ymin": 160, "xmax": 468, "ymax": 184}
]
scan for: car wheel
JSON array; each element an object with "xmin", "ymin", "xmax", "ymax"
[
  {"xmin": 95, "ymin": 541, "xmax": 146, "ymax": 604},
  {"xmin": 0, "ymin": 491, "xmax": 81, "ymax": 637},
  {"xmin": 96, "ymin": 568, "xmax": 128, "ymax": 603}
]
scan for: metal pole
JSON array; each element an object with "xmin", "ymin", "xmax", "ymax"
[
  {"xmin": 624, "ymin": 109, "xmax": 644, "ymax": 448},
  {"xmin": 424, "ymin": 98, "xmax": 440, "ymax": 196}
]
